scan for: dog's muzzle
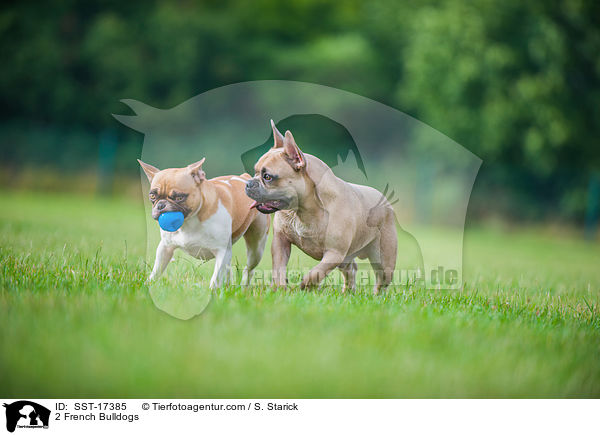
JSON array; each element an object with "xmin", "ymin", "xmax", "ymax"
[
  {"xmin": 245, "ymin": 178, "xmax": 260, "ymax": 193},
  {"xmin": 245, "ymin": 178, "xmax": 288, "ymax": 214},
  {"xmin": 152, "ymin": 199, "xmax": 188, "ymax": 220}
]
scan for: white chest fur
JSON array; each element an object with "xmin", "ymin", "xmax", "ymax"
[{"xmin": 160, "ymin": 201, "xmax": 232, "ymax": 259}]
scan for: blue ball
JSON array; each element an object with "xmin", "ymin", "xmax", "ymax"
[{"xmin": 158, "ymin": 211, "xmax": 185, "ymax": 232}]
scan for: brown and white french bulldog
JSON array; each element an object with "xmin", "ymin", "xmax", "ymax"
[
  {"xmin": 138, "ymin": 158, "xmax": 270, "ymax": 288},
  {"xmin": 245, "ymin": 120, "xmax": 398, "ymax": 293}
]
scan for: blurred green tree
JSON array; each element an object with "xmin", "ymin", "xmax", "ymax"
[
  {"xmin": 383, "ymin": 0, "xmax": 600, "ymax": 218},
  {"xmin": 0, "ymin": 0, "xmax": 599, "ymax": 220}
]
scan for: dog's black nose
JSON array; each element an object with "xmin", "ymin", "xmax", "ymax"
[
  {"xmin": 156, "ymin": 200, "xmax": 167, "ymax": 211},
  {"xmin": 245, "ymin": 179, "xmax": 258, "ymax": 191}
]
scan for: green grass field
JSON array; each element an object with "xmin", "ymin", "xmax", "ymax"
[{"xmin": 1, "ymin": 190, "xmax": 599, "ymax": 397}]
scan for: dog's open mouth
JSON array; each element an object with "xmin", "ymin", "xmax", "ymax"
[{"xmin": 250, "ymin": 199, "xmax": 285, "ymax": 214}]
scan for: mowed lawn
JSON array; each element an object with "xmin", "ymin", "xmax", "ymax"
[{"xmin": 0, "ymin": 190, "xmax": 599, "ymax": 398}]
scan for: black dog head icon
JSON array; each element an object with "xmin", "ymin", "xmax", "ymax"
[
  {"xmin": 3, "ymin": 401, "xmax": 50, "ymax": 433},
  {"xmin": 240, "ymin": 114, "xmax": 367, "ymax": 178}
]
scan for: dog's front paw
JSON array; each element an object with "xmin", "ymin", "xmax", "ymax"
[{"xmin": 300, "ymin": 274, "xmax": 320, "ymax": 290}]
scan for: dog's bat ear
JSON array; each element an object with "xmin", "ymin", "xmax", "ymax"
[
  {"xmin": 137, "ymin": 159, "xmax": 160, "ymax": 182},
  {"xmin": 283, "ymin": 130, "xmax": 306, "ymax": 171},
  {"xmin": 188, "ymin": 157, "xmax": 206, "ymax": 185},
  {"xmin": 271, "ymin": 119, "xmax": 284, "ymax": 149},
  {"xmin": 187, "ymin": 157, "xmax": 205, "ymax": 171}
]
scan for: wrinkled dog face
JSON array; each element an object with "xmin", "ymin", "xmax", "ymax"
[
  {"xmin": 245, "ymin": 121, "xmax": 307, "ymax": 214},
  {"xmin": 245, "ymin": 149, "xmax": 302, "ymax": 213},
  {"xmin": 138, "ymin": 159, "xmax": 206, "ymax": 220},
  {"xmin": 147, "ymin": 170, "xmax": 198, "ymax": 220}
]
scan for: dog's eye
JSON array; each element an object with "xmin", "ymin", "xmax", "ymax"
[
  {"xmin": 175, "ymin": 195, "xmax": 185, "ymax": 202},
  {"xmin": 263, "ymin": 173, "xmax": 273, "ymax": 181},
  {"xmin": 149, "ymin": 193, "xmax": 157, "ymax": 202}
]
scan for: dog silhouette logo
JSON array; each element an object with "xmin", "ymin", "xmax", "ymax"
[
  {"xmin": 3, "ymin": 401, "xmax": 50, "ymax": 432},
  {"xmin": 114, "ymin": 80, "xmax": 481, "ymax": 300}
]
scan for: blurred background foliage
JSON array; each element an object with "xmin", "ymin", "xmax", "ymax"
[{"xmin": 0, "ymin": 0, "xmax": 599, "ymax": 223}]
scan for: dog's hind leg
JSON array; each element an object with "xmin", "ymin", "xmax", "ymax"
[
  {"xmin": 367, "ymin": 210, "xmax": 398, "ymax": 295},
  {"xmin": 241, "ymin": 214, "xmax": 270, "ymax": 285}
]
